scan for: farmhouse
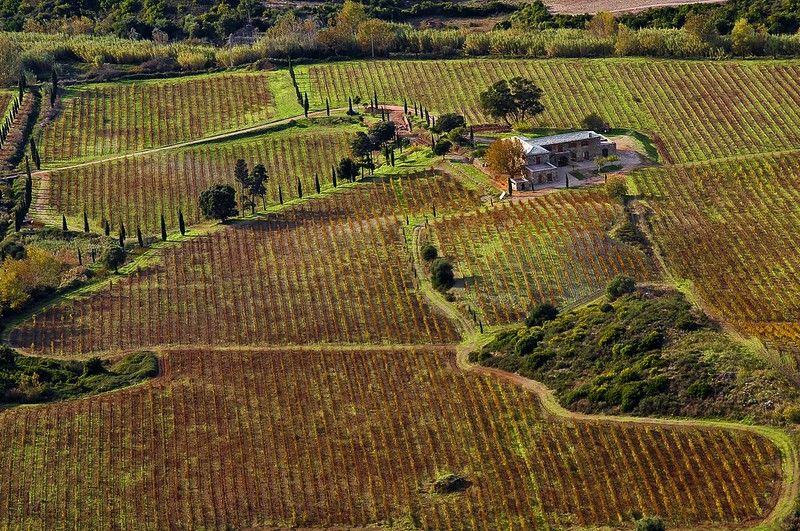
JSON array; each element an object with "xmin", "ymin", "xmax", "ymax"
[{"xmin": 510, "ymin": 131, "xmax": 617, "ymax": 191}]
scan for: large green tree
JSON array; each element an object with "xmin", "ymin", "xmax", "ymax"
[
  {"xmin": 199, "ymin": 184, "xmax": 237, "ymax": 222},
  {"xmin": 479, "ymin": 77, "xmax": 544, "ymax": 126}
]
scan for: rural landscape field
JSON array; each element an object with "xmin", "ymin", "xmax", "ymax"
[{"xmin": 3, "ymin": 0, "xmax": 800, "ymax": 529}]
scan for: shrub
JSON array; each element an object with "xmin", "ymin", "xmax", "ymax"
[
  {"xmin": 581, "ymin": 112, "xmax": 608, "ymax": 131},
  {"xmin": 177, "ymin": 50, "xmax": 210, "ymax": 71},
  {"xmin": 433, "ymin": 138, "xmax": 452, "ymax": 157},
  {"xmin": 784, "ymin": 406, "xmax": 800, "ymax": 424},
  {"xmin": 433, "ymin": 113, "xmax": 466, "ymax": 134},
  {"xmin": 606, "ymin": 275, "xmax": 635, "ymax": 300},
  {"xmin": 525, "ymin": 302, "xmax": 558, "ymax": 327},
  {"xmin": 421, "ymin": 244, "xmax": 438, "ymax": 261},
  {"xmin": 686, "ymin": 380, "xmax": 713, "ymax": 398},
  {"xmin": 431, "ymin": 258, "xmax": 455, "ymax": 291},
  {"xmin": 101, "ymin": 244, "xmax": 126, "ymax": 272},
  {"xmin": 83, "ymin": 357, "xmax": 106, "ymax": 376},
  {"xmin": 514, "ymin": 329, "xmax": 542, "ymax": 356},
  {"xmin": 432, "ymin": 473, "xmax": 470, "ymax": 494},
  {"xmin": 606, "ymin": 174, "xmax": 628, "ymax": 202},
  {"xmin": 635, "ymin": 516, "xmax": 665, "ymax": 531}
]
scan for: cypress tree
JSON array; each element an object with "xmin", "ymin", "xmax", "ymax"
[
  {"xmin": 18, "ymin": 71, "xmax": 25, "ymax": 99},
  {"xmin": 507, "ymin": 177, "xmax": 512, "ymax": 196},
  {"xmin": 50, "ymin": 67, "xmax": 58, "ymax": 107},
  {"xmin": 91, "ymin": 248, "xmax": 96, "ymax": 263},
  {"xmin": 373, "ymin": 89, "xmax": 378, "ymax": 109},
  {"xmin": 160, "ymin": 214, "xmax": 167, "ymax": 241},
  {"xmin": 332, "ymin": 166, "xmax": 337, "ymax": 188},
  {"xmin": 119, "ymin": 222, "xmax": 126, "ymax": 248},
  {"xmin": 297, "ymin": 179, "xmax": 303, "ymax": 198},
  {"xmin": 325, "ymin": 98, "xmax": 330, "ymax": 116},
  {"xmin": 314, "ymin": 174, "xmax": 320, "ymax": 194},
  {"xmin": 432, "ymin": 203, "xmax": 436, "ymax": 218},
  {"xmin": 479, "ymin": 321, "xmax": 483, "ymax": 334},
  {"xmin": 30, "ymin": 137, "xmax": 40, "ymax": 169},
  {"xmin": 414, "ymin": 102, "xmax": 418, "ymax": 116},
  {"xmin": 348, "ymin": 97, "xmax": 353, "ymax": 115},
  {"xmin": 103, "ymin": 218, "xmax": 110, "ymax": 236},
  {"xmin": 83, "ymin": 210, "xmax": 89, "ymax": 232},
  {"xmin": 565, "ymin": 172, "xmax": 570, "ymax": 189},
  {"xmin": 278, "ymin": 185, "xmax": 283, "ymax": 205},
  {"xmin": 14, "ymin": 206, "xmax": 23, "ymax": 231},
  {"xmin": 303, "ymin": 93, "xmax": 309, "ymax": 118},
  {"xmin": 77, "ymin": 248, "xmax": 82, "ymax": 265},
  {"xmin": 390, "ymin": 149, "xmax": 395, "ymax": 166},
  {"xmin": 178, "ymin": 210, "xmax": 185, "ymax": 236},
  {"xmin": 24, "ymin": 159, "xmax": 32, "ymax": 207},
  {"xmin": 403, "ymin": 99, "xmax": 408, "ymax": 114},
  {"xmin": 137, "ymin": 226, "xmax": 144, "ymax": 247},
  {"xmin": 62, "ymin": 214, "xmax": 68, "ymax": 232}
]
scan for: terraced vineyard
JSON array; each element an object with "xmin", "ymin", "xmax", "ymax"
[
  {"xmin": 12, "ymin": 173, "xmax": 487, "ymax": 355},
  {"xmin": 35, "ymin": 124, "xmax": 359, "ymax": 232},
  {"xmin": 305, "ymin": 59, "xmax": 800, "ymax": 163},
  {"xmin": 632, "ymin": 150, "xmax": 800, "ymax": 351},
  {"xmin": 40, "ymin": 72, "xmax": 278, "ymax": 165},
  {"xmin": 0, "ymin": 347, "xmax": 782, "ymax": 529},
  {"xmin": 430, "ymin": 189, "xmax": 653, "ymax": 324}
]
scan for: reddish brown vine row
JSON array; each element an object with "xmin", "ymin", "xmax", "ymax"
[
  {"xmin": 40, "ymin": 72, "xmax": 276, "ymax": 164},
  {"xmin": 0, "ymin": 347, "xmax": 781, "ymax": 529},
  {"xmin": 11, "ymin": 172, "xmax": 489, "ymax": 354},
  {"xmin": 35, "ymin": 126, "xmax": 356, "ymax": 232},
  {"xmin": 633, "ymin": 151, "xmax": 800, "ymax": 341}
]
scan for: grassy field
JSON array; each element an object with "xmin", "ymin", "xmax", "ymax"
[
  {"xmin": 0, "ymin": 346, "xmax": 782, "ymax": 529},
  {"xmin": 35, "ymin": 121, "xmax": 360, "ymax": 232},
  {"xmin": 302, "ymin": 58, "xmax": 800, "ymax": 164},
  {"xmin": 11, "ymin": 173, "xmax": 490, "ymax": 355},
  {"xmin": 430, "ymin": 189, "xmax": 654, "ymax": 324},
  {"xmin": 39, "ymin": 71, "xmax": 299, "ymax": 165},
  {"xmin": 631, "ymin": 150, "xmax": 800, "ymax": 366}
]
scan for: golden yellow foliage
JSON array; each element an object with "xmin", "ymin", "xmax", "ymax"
[
  {"xmin": 0, "ymin": 248, "xmax": 63, "ymax": 312},
  {"xmin": 485, "ymin": 138, "xmax": 525, "ymax": 177}
]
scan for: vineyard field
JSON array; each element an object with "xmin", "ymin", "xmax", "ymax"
[
  {"xmin": 39, "ymin": 71, "xmax": 281, "ymax": 165},
  {"xmin": 632, "ymin": 150, "xmax": 800, "ymax": 347},
  {"xmin": 545, "ymin": 0, "xmax": 721, "ymax": 14},
  {"xmin": 11, "ymin": 173, "xmax": 491, "ymax": 354},
  {"xmin": 0, "ymin": 91, "xmax": 35, "ymax": 171},
  {"xmin": 0, "ymin": 91, "xmax": 13, "ymax": 119},
  {"xmin": 304, "ymin": 58, "xmax": 800, "ymax": 163},
  {"xmin": 35, "ymin": 123, "xmax": 361, "ymax": 232},
  {"xmin": 0, "ymin": 347, "xmax": 782, "ymax": 529},
  {"xmin": 430, "ymin": 189, "xmax": 654, "ymax": 324}
]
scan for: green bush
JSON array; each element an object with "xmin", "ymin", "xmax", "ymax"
[
  {"xmin": 635, "ymin": 516, "xmax": 665, "ymax": 531},
  {"xmin": 421, "ymin": 244, "xmax": 438, "ymax": 261},
  {"xmin": 431, "ymin": 258, "xmax": 455, "ymax": 291},
  {"xmin": 606, "ymin": 275, "xmax": 636, "ymax": 299},
  {"xmin": 101, "ymin": 244, "xmax": 126, "ymax": 271},
  {"xmin": 525, "ymin": 302, "xmax": 558, "ymax": 327}
]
